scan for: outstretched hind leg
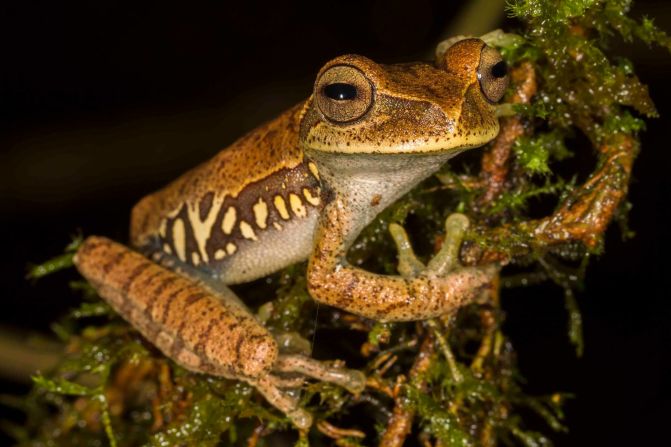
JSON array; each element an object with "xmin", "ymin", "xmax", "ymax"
[{"xmin": 74, "ymin": 235, "xmax": 365, "ymax": 428}]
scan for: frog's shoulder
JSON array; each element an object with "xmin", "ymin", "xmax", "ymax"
[{"xmin": 130, "ymin": 101, "xmax": 309, "ymax": 248}]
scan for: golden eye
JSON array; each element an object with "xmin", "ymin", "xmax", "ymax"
[
  {"xmin": 477, "ymin": 46, "xmax": 509, "ymax": 103},
  {"xmin": 315, "ymin": 65, "xmax": 374, "ymax": 123}
]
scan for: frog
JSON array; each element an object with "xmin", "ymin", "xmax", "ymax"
[{"xmin": 73, "ymin": 37, "xmax": 509, "ymax": 429}]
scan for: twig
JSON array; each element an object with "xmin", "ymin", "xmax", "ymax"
[
  {"xmin": 479, "ymin": 62, "xmax": 537, "ymax": 206},
  {"xmin": 470, "ymin": 275, "xmax": 500, "ymax": 375},
  {"xmin": 378, "ymin": 334, "xmax": 435, "ymax": 447},
  {"xmin": 316, "ymin": 420, "xmax": 366, "ymax": 440},
  {"xmin": 246, "ymin": 423, "xmax": 266, "ymax": 447},
  {"xmin": 466, "ymin": 133, "xmax": 637, "ymax": 264},
  {"xmin": 426, "ymin": 319, "xmax": 463, "ymax": 384}
]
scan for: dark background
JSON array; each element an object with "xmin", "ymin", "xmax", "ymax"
[{"xmin": 1, "ymin": 0, "xmax": 669, "ymax": 445}]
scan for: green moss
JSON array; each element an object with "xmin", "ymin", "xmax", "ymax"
[{"xmin": 513, "ymin": 131, "xmax": 571, "ymax": 175}]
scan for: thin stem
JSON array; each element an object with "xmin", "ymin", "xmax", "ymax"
[{"xmin": 426, "ymin": 319, "xmax": 463, "ymax": 384}]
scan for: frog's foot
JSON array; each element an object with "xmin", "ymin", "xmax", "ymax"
[
  {"xmin": 249, "ymin": 374, "xmax": 313, "ymax": 430},
  {"xmin": 390, "ymin": 213, "xmax": 470, "ymax": 278},
  {"xmin": 274, "ymin": 354, "xmax": 366, "ymax": 395},
  {"xmin": 249, "ymin": 355, "xmax": 365, "ymax": 429}
]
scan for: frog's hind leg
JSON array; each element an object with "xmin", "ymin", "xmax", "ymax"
[
  {"xmin": 145, "ymin": 251, "xmax": 366, "ymax": 394},
  {"xmin": 74, "ymin": 236, "xmax": 278, "ymax": 378},
  {"xmin": 73, "ymin": 236, "xmax": 363, "ymax": 429}
]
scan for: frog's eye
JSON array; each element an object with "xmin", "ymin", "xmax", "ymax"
[
  {"xmin": 477, "ymin": 46, "xmax": 509, "ymax": 103},
  {"xmin": 315, "ymin": 65, "xmax": 374, "ymax": 123}
]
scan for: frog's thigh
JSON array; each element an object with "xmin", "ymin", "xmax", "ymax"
[{"xmin": 74, "ymin": 236, "xmax": 278, "ymax": 379}]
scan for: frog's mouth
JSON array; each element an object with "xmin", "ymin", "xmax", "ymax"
[
  {"xmin": 302, "ymin": 122, "xmax": 500, "ymax": 156},
  {"xmin": 301, "ymin": 86, "xmax": 501, "ymax": 156}
]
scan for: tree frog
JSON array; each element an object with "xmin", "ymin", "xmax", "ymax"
[{"xmin": 73, "ymin": 37, "xmax": 508, "ymax": 429}]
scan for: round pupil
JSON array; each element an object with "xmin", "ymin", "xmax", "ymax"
[
  {"xmin": 323, "ymin": 83, "xmax": 358, "ymax": 100},
  {"xmin": 491, "ymin": 60, "xmax": 507, "ymax": 78}
]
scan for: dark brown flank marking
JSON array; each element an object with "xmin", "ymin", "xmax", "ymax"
[
  {"xmin": 156, "ymin": 166, "xmax": 314, "ymax": 268},
  {"xmin": 183, "ymin": 160, "xmax": 322, "ymax": 265},
  {"xmin": 199, "ymin": 191, "xmax": 214, "ymax": 221},
  {"xmin": 370, "ymin": 194, "xmax": 382, "ymax": 206},
  {"xmin": 121, "ymin": 262, "xmax": 152, "ymax": 294},
  {"xmin": 179, "ymin": 207, "xmax": 199, "ymax": 265}
]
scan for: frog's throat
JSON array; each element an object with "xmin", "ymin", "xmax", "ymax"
[{"xmin": 306, "ymin": 150, "xmax": 464, "ymax": 247}]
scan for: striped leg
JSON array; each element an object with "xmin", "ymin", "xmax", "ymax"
[
  {"xmin": 73, "ymin": 236, "xmax": 363, "ymax": 429},
  {"xmin": 74, "ymin": 236, "xmax": 277, "ymax": 379}
]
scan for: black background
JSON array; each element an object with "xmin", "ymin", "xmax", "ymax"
[{"xmin": 1, "ymin": 1, "xmax": 669, "ymax": 445}]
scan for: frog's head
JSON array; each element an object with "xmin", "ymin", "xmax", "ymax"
[{"xmin": 299, "ymin": 38, "xmax": 508, "ymax": 156}]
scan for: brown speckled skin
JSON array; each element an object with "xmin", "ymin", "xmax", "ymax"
[
  {"xmin": 131, "ymin": 104, "xmax": 304, "ymax": 247},
  {"xmin": 307, "ymin": 196, "xmax": 494, "ymax": 321},
  {"xmin": 74, "ymin": 236, "xmax": 277, "ymax": 379},
  {"xmin": 300, "ymin": 39, "xmax": 499, "ymax": 155},
  {"xmin": 73, "ymin": 38, "xmax": 504, "ymax": 428}
]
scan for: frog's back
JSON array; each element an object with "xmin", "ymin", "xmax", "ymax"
[{"xmin": 131, "ymin": 103, "xmax": 323, "ymax": 284}]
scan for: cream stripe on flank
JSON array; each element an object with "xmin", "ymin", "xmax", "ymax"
[
  {"xmin": 289, "ymin": 193, "xmax": 306, "ymax": 218},
  {"xmin": 239, "ymin": 221, "xmax": 258, "ymax": 241},
  {"xmin": 222, "ymin": 206, "xmax": 237, "ymax": 234},
  {"xmin": 186, "ymin": 195, "xmax": 223, "ymax": 263},
  {"xmin": 253, "ymin": 197, "xmax": 269, "ymax": 229},
  {"xmin": 172, "ymin": 218, "xmax": 186, "ymax": 262},
  {"xmin": 308, "ymin": 162, "xmax": 320, "ymax": 180},
  {"xmin": 159, "ymin": 219, "xmax": 167, "ymax": 238},
  {"xmin": 274, "ymin": 195, "xmax": 290, "ymax": 220},
  {"xmin": 303, "ymin": 187, "xmax": 320, "ymax": 206}
]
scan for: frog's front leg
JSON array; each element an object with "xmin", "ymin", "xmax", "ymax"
[
  {"xmin": 307, "ymin": 199, "xmax": 494, "ymax": 321},
  {"xmin": 74, "ymin": 236, "xmax": 364, "ymax": 429}
]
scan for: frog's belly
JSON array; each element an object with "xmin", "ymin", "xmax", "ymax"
[{"xmin": 215, "ymin": 212, "xmax": 319, "ymax": 284}]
